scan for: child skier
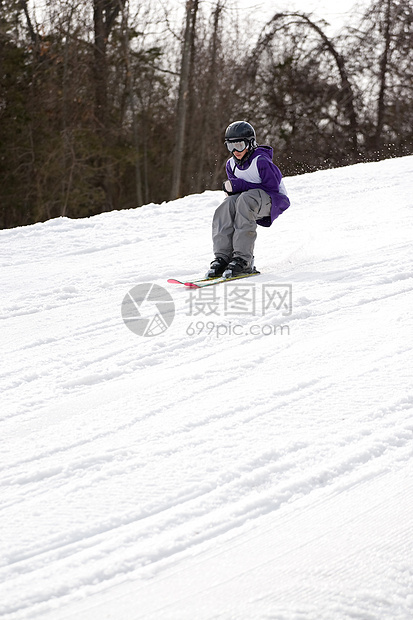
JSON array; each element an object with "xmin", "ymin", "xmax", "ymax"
[{"xmin": 207, "ymin": 120, "xmax": 290, "ymax": 278}]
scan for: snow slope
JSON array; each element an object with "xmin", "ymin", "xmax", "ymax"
[{"xmin": 1, "ymin": 156, "xmax": 413, "ymax": 620}]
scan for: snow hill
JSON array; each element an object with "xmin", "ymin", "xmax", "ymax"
[{"xmin": 1, "ymin": 156, "xmax": 413, "ymax": 620}]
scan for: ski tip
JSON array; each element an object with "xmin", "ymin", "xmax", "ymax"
[{"xmin": 167, "ymin": 278, "xmax": 202, "ymax": 287}]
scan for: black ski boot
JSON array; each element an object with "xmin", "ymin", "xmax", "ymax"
[
  {"xmin": 223, "ymin": 257, "xmax": 254, "ymax": 278},
  {"xmin": 206, "ymin": 256, "xmax": 229, "ymax": 278}
]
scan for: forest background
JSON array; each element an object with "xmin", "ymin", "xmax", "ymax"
[{"xmin": 0, "ymin": 0, "xmax": 411, "ymax": 229}]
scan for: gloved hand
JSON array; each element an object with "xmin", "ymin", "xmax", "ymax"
[{"xmin": 222, "ymin": 180, "xmax": 233, "ymax": 194}]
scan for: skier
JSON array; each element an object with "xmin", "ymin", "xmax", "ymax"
[{"xmin": 207, "ymin": 121, "xmax": 290, "ymax": 278}]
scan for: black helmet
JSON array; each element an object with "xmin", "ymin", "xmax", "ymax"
[{"xmin": 224, "ymin": 121, "xmax": 257, "ymax": 150}]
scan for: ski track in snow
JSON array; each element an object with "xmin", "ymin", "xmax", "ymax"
[{"xmin": 1, "ymin": 157, "xmax": 413, "ymax": 620}]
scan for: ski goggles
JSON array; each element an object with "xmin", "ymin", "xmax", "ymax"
[{"xmin": 225, "ymin": 139, "xmax": 248, "ymax": 153}]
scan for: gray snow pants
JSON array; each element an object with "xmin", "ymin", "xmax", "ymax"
[{"xmin": 212, "ymin": 189, "xmax": 272, "ymax": 263}]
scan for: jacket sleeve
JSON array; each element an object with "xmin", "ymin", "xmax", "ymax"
[
  {"xmin": 226, "ymin": 160, "xmax": 236, "ymax": 181},
  {"xmin": 229, "ymin": 158, "xmax": 282, "ymax": 194}
]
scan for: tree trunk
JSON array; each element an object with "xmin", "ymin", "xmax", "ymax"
[
  {"xmin": 93, "ymin": 0, "xmax": 108, "ymax": 131},
  {"xmin": 92, "ymin": 0, "xmax": 124, "ymax": 211},
  {"xmin": 170, "ymin": 0, "xmax": 199, "ymax": 200},
  {"xmin": 375, "ymin": 0, "xmax": 392, "ymax": 148},
  {"xmin": 121, "ymin": 2, "xmax": 143, "ymax": 207},
  {"xmin": 196, "ymin": 1, "xmax": 223, "ymax": 192}
]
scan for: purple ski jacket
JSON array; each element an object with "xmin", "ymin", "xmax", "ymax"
[{"xmin": 225, "ymin": 146, "xmax": 290, "ymax": 227}]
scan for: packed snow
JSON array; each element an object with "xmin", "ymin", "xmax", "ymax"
[{"xmin": 1, "ymin": 156, "xmax": 413, "ymax": 620}]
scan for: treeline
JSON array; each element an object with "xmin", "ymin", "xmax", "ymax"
[{"xmin": 0, "ymin": 0, "xmax": 412, "ymax": 228}]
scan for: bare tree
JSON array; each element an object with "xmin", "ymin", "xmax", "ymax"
[
  {"xmin": 93, "ymin": 0, "xmax": 125, "ymax": 130},
  {"xmin": 120, "ymin": 0, "xmax": 143, "ymax": 206},
  {"xmin": 374, "ymin": 0, "xmax": 392, "ymax": 147},
  {"xmin": 170, "ymin": 0, "xmax": 199, "ymax": 200},
  {"xmin": 250, "ymin": 12, "xmax": 359, "ymax": 160}
]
